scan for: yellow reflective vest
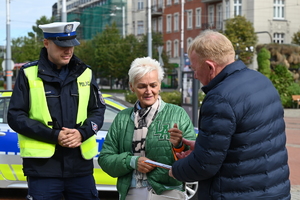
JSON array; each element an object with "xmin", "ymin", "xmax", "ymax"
[{"xmin": 18, "ymin": 65, "xmax": 97, "ymax": 160}]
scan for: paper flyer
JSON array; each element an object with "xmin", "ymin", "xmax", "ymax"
[{"xmin": 144, "ymin": 160, "xmax": 172, "ymax": 170}]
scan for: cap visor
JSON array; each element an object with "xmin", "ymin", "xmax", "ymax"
[{"xmin": 52, "ymin": 38, "xmax": 80, "ymax": 47}]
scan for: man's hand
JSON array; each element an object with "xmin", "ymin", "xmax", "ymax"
[
  {"xmin": 175, "ymin": 138, "xmax": 195, "ymax": 159},
  {"xmin": 137, "ymin": 157, "xmax": 156, "ymax": 173},
  {"xmin": 169, "ymin": 168, "xmax": 175, "ymax": 179},
  {"xmin": 168, "ymin": 123, "xmax": 183, "ymax": 147},
  {"xmin": 58, "ymin": 127, "xmax": 82, "ymax": 148}
]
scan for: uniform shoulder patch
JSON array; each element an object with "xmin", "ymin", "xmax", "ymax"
[
  {"xmin": 22, "ymin": 60, "xmax": 39, "ymax": 69},
  {"xmin": 91, "ymin": 121, "xmax": 98, "ymax": 134}
]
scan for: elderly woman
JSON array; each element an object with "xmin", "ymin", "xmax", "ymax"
[{"xmin": 98, "ymin": 57, "xmax": 196, "ymax": 200}]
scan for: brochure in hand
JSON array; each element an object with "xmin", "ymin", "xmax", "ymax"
[{"xmin": 143, "ymin": 160, "xmax": 172, "ymax": 170}]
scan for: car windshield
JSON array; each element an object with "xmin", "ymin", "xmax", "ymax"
[{"xmin": 101, "ymin": 105, "xmax": 118, "ymax": 131}]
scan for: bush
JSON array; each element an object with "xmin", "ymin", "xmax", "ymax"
[
  {"xmin": 124, "ymin": 90, "xmax": 137, "ymax": 104},
  {"xmin": 124, "ymin": 90, "xmax": 206, "ymax": 107},
  {"xmin": 160, "ymin": 91, "xmax": 181, "ymax": 105}
]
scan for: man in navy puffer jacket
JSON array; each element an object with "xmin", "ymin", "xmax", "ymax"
[{"xmin": 169, "ymin": 30, "xmax": 290, "ymax": 200}]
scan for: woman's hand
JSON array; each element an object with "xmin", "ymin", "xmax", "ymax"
[
  {"xmin": 168, "ymin": 123, "xmax": 183, "ymax": 147},
  {"xmin": 137, "ymin": 157, "xmax": 156, "ymax": 173}
]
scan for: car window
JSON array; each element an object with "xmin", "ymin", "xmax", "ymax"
[
  {"xmin": 101, "ymin": 105, "xmax": 119, "ymax": 131},
  {"xmin": 0, "ymin": 97, "xmax": 9, "ymax": 123}
]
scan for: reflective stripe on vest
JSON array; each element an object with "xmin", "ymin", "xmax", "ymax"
[{"xmin": 18, "ymin": 65, "xmax": 97, "ymax": 160}]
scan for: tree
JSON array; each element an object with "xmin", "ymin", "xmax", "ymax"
[
  {"xmin": 140, "ymin": 32, "xmax": 172, "ymax": 71},
  {"xmin": 11, "ymin": 16, "xmax": 54, "ymax": 63},
  {"xmin": 28, "ymin": 16, "xmax": 54, "ymax": 42},
  {"xmin": 291, "ymin": 30, "xmax": 300, "ymax": 45},
  {"xmin": 223, "ymin": 15, "xmax": 258, "ymax": 64},
  {"xmin": 257, "ymin": 47, "xmax": 271, "ymax": 78},
  {"xmin": 270, "ymin": 64, "xmax": 295, "ymax": 107}
]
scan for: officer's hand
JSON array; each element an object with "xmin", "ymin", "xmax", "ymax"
[
  {"xmin": 58, "ymin": 129, "xmax": 69, "ymax": 147},
  {"xmin": 59, "ymin": 127, "xmax": 82, "ymax": 148},
  {"xmin": 137, "ymin": 157, "xmax": 155, "ymax": 174}
]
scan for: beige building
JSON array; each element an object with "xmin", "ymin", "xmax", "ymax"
[{"xmin": 221, "ymin": 0, "xmax": 300, "ymax": 44}]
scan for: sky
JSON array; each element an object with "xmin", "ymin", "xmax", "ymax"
[{"xmin": 0, "ymin": 0, "xmax": 57, "ymax": 46}]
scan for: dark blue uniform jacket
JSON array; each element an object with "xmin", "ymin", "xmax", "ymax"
[
  {"xmin": 172, "ymin": 60, "xmax": 290, "ymax": 200},
  {"xmin": 8, "ymin": 47, "xmax": 106, "ymax": 178}
]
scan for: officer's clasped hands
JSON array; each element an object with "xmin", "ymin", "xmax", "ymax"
[{"xmin": 58, "ymin": 127, "xmax": 82, "ymax": 148}]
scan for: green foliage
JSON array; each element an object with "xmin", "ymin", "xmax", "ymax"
[
  {"xmin": 160, "ymin": 91, "xmax": 181, "ymax": 105},
  {"xmin": 93, "ymin": 23, "xmax": 130, "ymax": 79},
  {"xmin": 124, "ymin": 90, "xmax": 206, "ymax": 107},
  {"xmin": 223, "ymin": 15, "xmax": 258, "ymax": 64},
  {"xmin": 291, "ymin": 30, "xmax": 300, "ymax": 45},
  {"xmin": 270, "ymin": 65, "xmax": 299, "ymax": 107},
  {"xmin": 124, "ymin": 90, "xmax": 137, "ymax": 104},
  {"xmin": 257, "ymin": 47, "xmax": 271, "ymax": 78},
  {"xmin": 11, "ymin": 16, "xmax": 53, "ymax": 63},
  {"xmin": 11, "ymin": 37, "xmax": 42, "ymax": 63}
]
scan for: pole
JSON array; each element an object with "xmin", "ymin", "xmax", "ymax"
[
  {"xmin": 6, "ymin": 0, "xmax": 12, "ymax": 90},
  {"xmin": 147, "ymin": 0, "xmax": 152, "ymax": 58},
  {"xmin": 179, "ymin": 0, "xmax": 185, "ymax": 91},
  {"xmin": 122, "ymin": 6, "xmax": 125, "ymax": 38},
  {"xmin": 192, "ymin": 76, "xmax": 199, "ymax": 127},
  {"xmin": 62, "ymin": 0, "xmax": 67, "ymax": 22}
]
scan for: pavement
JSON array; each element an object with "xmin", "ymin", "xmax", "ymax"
[{"xmin": 109, "ymin": 92, "xmax": 300, "ymax": 199}]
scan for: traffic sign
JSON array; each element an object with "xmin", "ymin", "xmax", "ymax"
[{"xmin": 1, "ymin": 60, "xmax": 14, "ymax": 71}]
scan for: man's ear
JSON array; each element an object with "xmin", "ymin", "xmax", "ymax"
[
  {"xmin": 43, "ymin": 39, "xmax": 49, "ymax": 48},
  {"xmin": 205, "ymin": 60, "xmax": 216, "ymax": 75}
]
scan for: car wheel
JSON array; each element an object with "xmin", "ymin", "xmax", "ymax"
[{"xmin": 185, "ymin": 181, "xmax": 198, "ymax": 200}]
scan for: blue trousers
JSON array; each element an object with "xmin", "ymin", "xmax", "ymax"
[{"xmin": 26, "ymin": 175, "xmax": 99, "ymax": 200}]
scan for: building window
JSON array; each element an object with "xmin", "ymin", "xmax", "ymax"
[
  {"xmin": 225, "ymin": 0, "xmax": 230, "ymax": 19},
  {"xmin": 158, "ymin": 17, "xmax": 163, "ymax": 33},
  {"xmin": 174, "ymin": 40, "xmax": 179, "ymax": 58},
  {"xmin": 187, "ymin": 10, "xmax": 193, "ymax": 29},
  {"xmin": 167, "ymin": 14, "xmax": 172, "ymax": 33},
  {"xmin": 216, "ymin": 4, "xmax": 223, "ymax": 30},
  {"xmin": 174, "ymin": 13, "xmax": 179, "ymax": 31},
  {"xmin": 195, "ymin": 8, "xmax": 201, "ymax": 28},
  {"xmin": 273, "ymin": 0, "xmax": 285, "ymax": 19},
  {"xmin": 166, "ymin": 0, "xmax": 171, "ymax": 6},
  {"xmin": 174, "ymin": 0, "xmax": 179, "ymax": 4},
  {"xmin": 187, "ymin": 37, "xmax": 193, "ymax": 50},
  {"xmin": 138, "ymin": 0, "xmax": 144, "ymax": 10},
  {"xmin": 208, "ymin": 5, "xmax": 214, "ymax": 27},
  {"xmin": 152, "ymin": 18, "xmax": 157, "ymax": 32},
  {"xmin": 158, "ymin": 0, "xmax": 163, "ymax": 9},
  {"xmin": 234, "ymin": 0, "xmax": 242, "ymax": 16},
  {"xmin": 137, "ymin": 21, "xmax": 144, "ymax": 35},
  {"xmin": 273, "ymin": 33, "xmax": 284, "ymax": 43},
  {"xmin": 167, "ymin": 41, "xmax": 172, "ymax": 57}
]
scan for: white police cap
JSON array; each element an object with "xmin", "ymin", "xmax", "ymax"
[{"xmin": 39, "ymin": 22, "xmax": 80, "ymax": 47}]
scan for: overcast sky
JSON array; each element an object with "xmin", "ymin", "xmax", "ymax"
[{"xmin": 0, "ymin": 0, "xmax": 57, "ymax": 46}]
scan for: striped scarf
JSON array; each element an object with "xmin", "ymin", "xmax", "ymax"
[{"xmin": 132, "ymin": 97, "xmax": 161, "ymax": 188}]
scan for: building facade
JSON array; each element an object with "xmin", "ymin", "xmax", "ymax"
[{"xmin": 53, "ymin": 0, "xmax": 300, "ymax": 69}]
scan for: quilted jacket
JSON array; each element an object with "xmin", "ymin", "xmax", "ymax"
[{"xmin": 172, "ymin": 60, "xmax": 291, "ymax": 200}]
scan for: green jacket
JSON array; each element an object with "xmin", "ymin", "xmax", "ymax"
[{"xmin": 98, "ymin": 100, "xmax": 196, "ymax": 200}]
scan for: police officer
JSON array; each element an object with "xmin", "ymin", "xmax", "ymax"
[{"xmin": 8, "ymin": 22, "xmax": 105, "ymax": 200}]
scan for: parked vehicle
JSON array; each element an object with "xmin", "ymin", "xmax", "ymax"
[{"xmin": 0, "ymin": 90, "xmax": 198, "ymax": 199}]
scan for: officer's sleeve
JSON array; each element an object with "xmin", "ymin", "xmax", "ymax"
[{"xmin": 7, "ymin": 68, "xmax": 59, "ymax": 143}]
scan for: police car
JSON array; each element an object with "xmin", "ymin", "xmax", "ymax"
[{"xmin": 0, "ymin": 90, "xmax": 199, "ymax": 199}]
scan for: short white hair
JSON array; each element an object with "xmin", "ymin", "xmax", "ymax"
[{"xmin": 128, "ymin": 57, "xmax": 164, "ymax": 84}]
